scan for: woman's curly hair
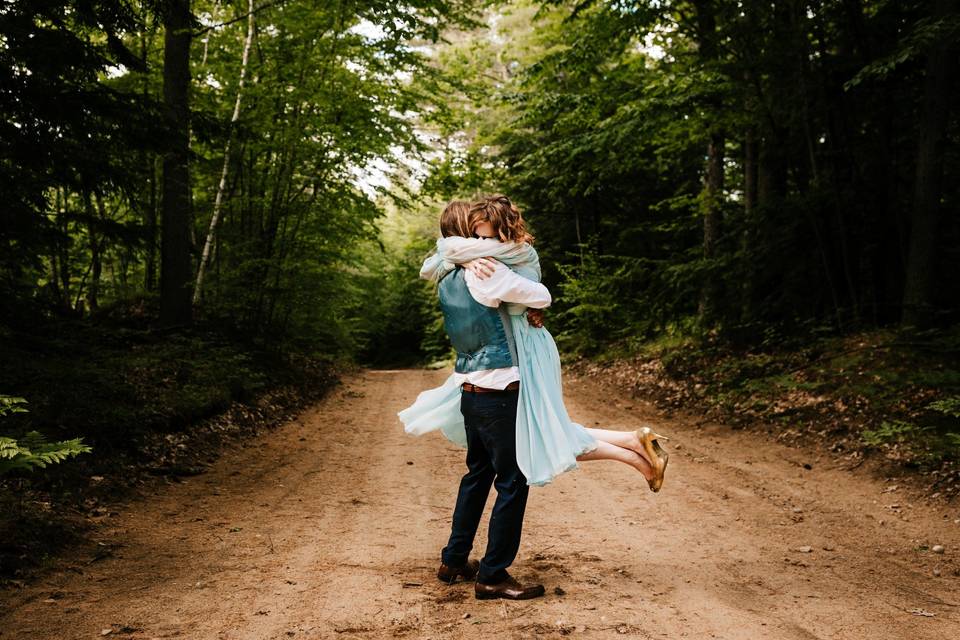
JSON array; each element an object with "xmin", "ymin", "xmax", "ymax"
[{"xmin": 469, "ymin": 194, "xmax": 534, "ymax": 244}]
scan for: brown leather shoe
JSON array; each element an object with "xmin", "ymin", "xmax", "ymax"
[
  {"xmin": 474, "ymin": 575, "xmax": 545, "ymax": 600},
  {"xmin": 437, "ymin": 559, "xmax": 480, "ymax": 584}
]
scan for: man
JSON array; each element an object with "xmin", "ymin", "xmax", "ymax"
[{"xmin": 433, "ymin": 197, "xmax": 549, "ymax": 600}]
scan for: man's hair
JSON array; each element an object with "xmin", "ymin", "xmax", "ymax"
[
  {"xmin": 469, "ymin": 194, "xmax": 534, "ymax": 244},
  {"xmin": 439, "ymin": 200, "xmax": 473, "ymax": 238}
]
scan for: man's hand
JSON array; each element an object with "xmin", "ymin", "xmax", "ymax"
[
  {"xmin": 463, "ymin": 257, "xmax": 497, "ymax": 280},
  {"xmin": 527, "ymin": 309, "xmax": 544, "ymax": 328}
]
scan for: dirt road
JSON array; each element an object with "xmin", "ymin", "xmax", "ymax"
[{"xmin": 2, "ymin": 369, "xmax": 958, "ymax": 639}]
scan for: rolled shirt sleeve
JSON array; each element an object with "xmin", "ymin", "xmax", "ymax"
[{"xmin": 464, "ymin": 261, "xmax": 551, "ymax": 308}]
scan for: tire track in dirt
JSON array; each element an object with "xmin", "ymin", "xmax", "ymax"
[{"xmin": 1, "ymin": 368, "xmax": 958, "ymax": 639}]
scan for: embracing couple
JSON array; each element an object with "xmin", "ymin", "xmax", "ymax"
[{"xmin": 399, "ymin": 194, "xmax": 670, "ymax": 600}]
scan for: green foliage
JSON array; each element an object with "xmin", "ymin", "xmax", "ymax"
[
  {"xmin": 0, "ymin": 312, "xmax": 340, "ymax": 462},
  {"xmin": 0, "ymin": 397, "xmax": 28, "ymax": 418},
  {"xmin": 861, "ymin": 420, "xmax": 930, "ymax": 447},
  {"xmin": 927, "ymin": 395, "xmax": 960, "ymax": 419},
  {"xmin": 182, "ymin": 0, "xmax": 480, "ymax": 354},
  {"xmin": 0, "ymin": 397, "xmax": 91, "ymax": 475},
  {"xmin": 554, "ymin": 252, "xmax": 627, "ymax": 355},
  {"xmin": 351, "ymin": 202, "xmax": 452, "ymax": 366},
  {"xmin": 0, "ymin": 433, "xmax": 92, "ymax": 475},
  {"xmin": 928, "ymin": 395, "xmax": 960, "ymax": 453},
  {"xmin": 419, "ymin": 0, "xmax": 960, "ymax": 358},
  {"xmin": 0, "ymin": 0, "xmax": 481, "ymax": 361},
  {"xmin": 859, "ymin": 393, "xmax": 960, "ymax": 460},
  {"xmin": 846, "ymin": 14, "xmax": 960, "ymax": 88}
]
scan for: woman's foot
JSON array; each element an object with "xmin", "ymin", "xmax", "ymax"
[
  {"xmin": 637, "ymin": 427, "xmax": 669, "ymax": 492},
  {"xmin": 629, "ymin": 429, "xmax": 655, "ymax": 465}
]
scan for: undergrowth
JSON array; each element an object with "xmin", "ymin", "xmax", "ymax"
[
  {"xmin": 572, "ymin": 323, "xmax": 960, "ymax": 479},
  {"xmin": 0, "ymin": 302, "xmax": 341, "ymax": 580}
]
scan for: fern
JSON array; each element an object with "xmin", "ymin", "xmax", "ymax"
[
  {"xmin": 0, "ymin": 396, "xmax": 92, "ymax": 475},
  {"xmin": 927, "ymin": 395, "xmax": 960, "ymax": 419},
  {"xmin": 0, "ymin": 396, "xmax": 28, "ymax": 417},
  {"xmin": 861, "ymin": 419, "xmax": 930, "ymax": 447},
  {"xmin": 0, "ymin": 432, "xmax": 92, "ymax": 474}
]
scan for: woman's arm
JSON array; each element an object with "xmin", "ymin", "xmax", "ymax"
[
  {"xmin": 423, "ymin": 236, "xmax": 540, "ymax": 286},
  {"xmin": 420, "ymin": 236, "xmax": 504, "ymax": 281}
]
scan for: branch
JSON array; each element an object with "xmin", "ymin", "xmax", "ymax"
[{"xmin": 193, "ymin": 0, "xmax": 285, "ymax": 36}]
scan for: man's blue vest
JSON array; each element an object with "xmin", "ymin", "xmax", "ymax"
[{"xmin": 437, "ymin": 267, "xmax": 518, "ymax": 374}]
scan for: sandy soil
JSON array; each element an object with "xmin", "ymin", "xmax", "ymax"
[{"xmin": 1, "ymin": 368, "xmax": 958, "ymax": 640}]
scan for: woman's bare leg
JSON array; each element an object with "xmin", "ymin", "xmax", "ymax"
[
  {"xmin": 585, "ymin": 427, "xmax": 654, "ymax": 465},
  {"xmin": 576, "ymin": 441, "xmax": 655, "ymax": 481}
]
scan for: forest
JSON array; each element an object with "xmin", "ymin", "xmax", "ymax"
[{"xmin": 1, "ymin": 0, "xmax": 959, "ymax": 580}]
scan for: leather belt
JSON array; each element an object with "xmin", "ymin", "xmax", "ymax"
[{"xmin": 461, "ymin": 381, "xmax": 520, "ymax": 393}]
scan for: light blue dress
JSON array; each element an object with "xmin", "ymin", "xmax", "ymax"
[{"xmin": 399, "ymin": 238, "xmax": 598, "ymax": 487}]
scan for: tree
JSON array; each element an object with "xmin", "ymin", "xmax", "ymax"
[
  {"xmin": 193, "ymin": 0, "xmax": 256, "ymax": 306},
  {"xmin": 422, "ymin": 0, "xmax": 960, "ymax": 352},
  {"xmin": 692, "ymin": 0, "xmax": 726, "ymax": 326},
  {"xmin": 902, "ymin": 0, "xmax": 957, "ymax": 328},
  {"xmin": 160, "ymin": 0, "xmax": 194, "ymax": 326}
]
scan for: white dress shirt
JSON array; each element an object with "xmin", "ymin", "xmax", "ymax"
[{"xmin": 452, "ymin": 262, "xmax": 551, "ymax": 390}]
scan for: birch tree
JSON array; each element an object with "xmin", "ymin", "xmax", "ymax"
[{"xmin": 193, "ymin": 0, "xmax": 256, "ymax": 305}]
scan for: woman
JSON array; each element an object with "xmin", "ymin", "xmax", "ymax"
[{"xmin": 399, "ymin": 196, "xmax": 669, "ymax": 490}]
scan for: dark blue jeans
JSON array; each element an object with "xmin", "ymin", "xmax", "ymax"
[{"xmin": 441, "ymin": 387, "xmax": 529, "ymax": 584}]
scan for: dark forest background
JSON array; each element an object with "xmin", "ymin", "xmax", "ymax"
[
  {"xmin": 428, "ymin": 0, "xmax": 960, "ymax": 344},
  {"xmin": 1, "ymin": 0, "xmax": 959, "ymax": 574}
]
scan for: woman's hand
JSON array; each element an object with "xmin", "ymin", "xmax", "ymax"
[
  {"xmin": 463, "ymin": 257, "xmax": 497, "ymax": 280},
  {"xmin": 526, "ymin": 309, "xmax": 544, "ymax": 328}
]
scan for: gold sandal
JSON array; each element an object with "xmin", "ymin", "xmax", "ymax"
[{"xmin": 637, "ymin": 427, "xmax": 670, "ymax": 492}]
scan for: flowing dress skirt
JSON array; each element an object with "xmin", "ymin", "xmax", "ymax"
[{"xmin": 398, "ymin": 312, "xmax": 597, "ymax": 486}]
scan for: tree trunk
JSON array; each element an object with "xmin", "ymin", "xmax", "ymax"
[
  {"xmin": 194, "ymin": 0, "xmax": 256, "ymax": 305},
  {"xmin": 902, "ymin": 0, "xmax": 953, "ymax": 327},
  {"xmin": 694, "ymin": 0, "xmax": 724, "ymax": 324},
  {"xmin": 739, "ymin": 126, "xmax": 758, "ymax": 324},
  {"xmin": 141, "ymin": 18, "xmax": 159, "ymax": 293},
  {"xmin": 94, "ymin": 190, "xmax": 113, "ymax": 293},
  {"xmin": 82, "ymin": 189, "xmax": 101, "ymax": 313},
  {"xmin": 160, "ymin": 0, "xmax": 193, "ymax": 326},
  {"xmin": 54, "ymin": 188, "xmax": 71, "ymax": 311},
  {"xmin": 147, "ymin": 156, "xmax": 160, "ymax": 292},
  {"xmin": 699, "ymin": 130, "xmax": 725, "ymax": 318},
  {"xmin": 743, "ymin": 128, "xmax": 758, "ymax": 217}
]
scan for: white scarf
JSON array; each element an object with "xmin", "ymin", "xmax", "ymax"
[{"xmin": 419, "ymin": 237, "xmax": 541, "ymax": 283}]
